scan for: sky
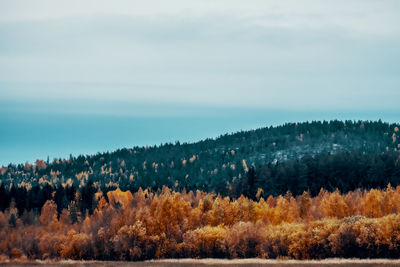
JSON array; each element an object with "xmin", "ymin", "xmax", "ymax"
[
  {"xmin": 1, "ymin": 0, "xmax": 400, "ymax": 110},
  {"xmin": 1, "ymin": 0, "xmax": 400, "ymax": 164}
]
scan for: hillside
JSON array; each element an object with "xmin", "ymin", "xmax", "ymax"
[
  {"xmin": 1, "ymin": 120, "xmax": 400, "ymax": 261},
  {"xmin": 1, "ymin": 120, "xmax": 399, "ymax": 192},
  {"xmin": 1, "ymin": 120, "xmax": 400, "ymax": 215}
]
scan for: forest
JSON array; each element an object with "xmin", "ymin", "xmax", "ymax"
[
  {"xmin": 2, "ymin": 186, "xmax": 400, "ymax": 260},
  {"xmin": 1, "ymin": 120, "xmax": 400, "ymax": 260}
]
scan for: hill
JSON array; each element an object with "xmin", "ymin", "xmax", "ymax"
[
  {"xmin": 1, "ymin": 120, "xmax": 400, "ymax": 261},
  {"xmin": 1, "ymin": 120, "xmax": 400, "ymax": 214}
]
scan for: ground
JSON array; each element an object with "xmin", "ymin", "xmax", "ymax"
[{"xmin": 2, "ymin": 259, "xmax": 400, "ymax": 267}]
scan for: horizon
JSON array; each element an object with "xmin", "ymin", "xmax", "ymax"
[
  {"xmin": 1, "ymin": 0, "xmax": 400, "ymax": 165},
  {"xmin": 1, "ymin": 111, "xmax": 399, "ymax": 166}
]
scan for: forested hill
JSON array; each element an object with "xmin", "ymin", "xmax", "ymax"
[
  {"xmin": 2, "ymin": 120, "xmax": 400, "ymax": 261},
  {"xmin": 2, "ymin": 120, "xmax": 400, "ymax": 197}
]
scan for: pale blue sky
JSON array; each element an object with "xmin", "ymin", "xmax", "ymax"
[{"xmin": 0, "ymin": 0, "xmax": 400, "ymax": 164}]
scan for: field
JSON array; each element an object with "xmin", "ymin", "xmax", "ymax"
[{"xmin": 2, "ymin": 259, "xmax": 400, "ymax": 267}]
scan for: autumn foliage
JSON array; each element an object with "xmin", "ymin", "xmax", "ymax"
[{"xmin": 2, "ymin": 186, "xmax": 400, "ymax": 260}]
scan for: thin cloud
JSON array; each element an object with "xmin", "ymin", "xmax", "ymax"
[{"xmin": 0, "ymin": 1, "xmax": 399, "ymax": 111}]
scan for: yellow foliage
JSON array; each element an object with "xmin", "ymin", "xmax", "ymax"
[
  {"xmin": 363, "ymin": 189, "xmax": 383, "ymax": 218},
  {"xmin": 189, "ymin": 155, "xmax": 196, "ymax": 163},
  {"xmin": 183, "ymin": 224, "xmax": 227, "ymax": 256},
  {"xmin": 107, "ymin": 188, "xmax": 133, "ymax": 209},
  {"xmin": 320, "ymin": 190, "xmax": 348, "ymax": 218},
  {"xmin": 242, "ymin": 159, "xmax": 249, "ymax": 173}
]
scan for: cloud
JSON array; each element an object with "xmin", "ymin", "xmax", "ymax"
[
  {"xmin": 1, "ymin": 0, "xmax": 400, "ymax": 35},
  {"xmin": 0, "ymin": 1, "xmax": 399, "ymax": 111}
]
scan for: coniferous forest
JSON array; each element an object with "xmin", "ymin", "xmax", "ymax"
[{"xmin": 1, "ymin": 120, "xmax": 400, "ymax": 260}]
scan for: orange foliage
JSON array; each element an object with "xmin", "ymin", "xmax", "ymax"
[
  {"xmin": 183, "ymin": 224, "xmax": 227, "ymax": 257},
  {"xmin": 320, "ymin": 190, "xmax": 349, "ymax": 218},
  {"xmin": 35, "ymin": 160, "xmax": 47, "ymax": 170},
  {"xmin": 3, "ymin": 186, "xmax": 400, "ymax": 260},
  {"xmin": 40, "ymin": 200, "xmax": 58, "ymax": 226},
  {"xmin": 107, "ymin": 188, "xmax": 133, "ymax": 208}
]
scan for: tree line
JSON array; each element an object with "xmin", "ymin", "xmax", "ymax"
[
  {"xmin": 2, "ymin": 186, "xmax": 400, "ymax": 260},
  {"xmin": 240, "ymin": 151, "xmax": 400, "ymax": 198},
  {"xmin": 1, "ymin": 120, "xmax": 399, "ymax": 197},
  {"xmin": 1, "ymin": 151, "xmax": 400, "ymax": 215}
]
